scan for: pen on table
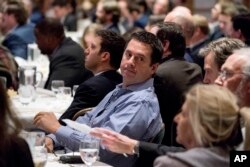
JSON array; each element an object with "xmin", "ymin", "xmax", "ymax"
[{"xmin": 52, "ymin": 150, "xmax": 58, "ymax": 157}]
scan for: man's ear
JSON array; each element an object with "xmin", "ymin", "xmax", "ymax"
[
  {"xmin": 151, "ymin": 63, "xmax": 159, "ymax": 74},
  {"xmin": 101, "ymin": 52, "xmax": 110, "ymax": 62},
  {"xmin": 162, "ymin": 40, "xmax": 170, "ymax": 53}
]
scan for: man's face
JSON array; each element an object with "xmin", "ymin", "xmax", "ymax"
[
  {"xmin": 84, "ymin": 35, "xmax": 103, "ymax": 72},
  {"xmin": 153, "ymin": 0, "xmax": 168, "ymax": 15},
  {"xmin": 218, "ymin": 14, "xmax": 233, "ymax": 37},
  {"xmin": 120, "ymin": 39, "xmax": 158, "ymax": 87},
  {"xmin": 203, "ymin": 52, "xmax": 220, "ymax": 84},
  {"xmin": 96, "ymin": 3, "xmax": 107, "ymax": 24},
  {"xmin": 53, "ymin": 6, "xmax": 67, "ymax": 19},
  {"xmin": 34, "ymin": 29, "xmax": 53, "ymax": 55},
  {"xmin": 215, "ymin": 54, "xmax": 246, "ymax": 96}
]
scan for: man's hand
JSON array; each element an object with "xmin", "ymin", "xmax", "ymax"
[
  {"xmin": 90, "ymin": 128, "xmax": 138, "ymax": 155},
  {"xmin": 45, "ymin": 137, "xmax": 54, "ymax": 153},
  {"xmin": 33, "ymin": 112, "xmax": 61, "ymax": 133}
]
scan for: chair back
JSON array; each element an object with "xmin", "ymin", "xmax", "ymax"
[{"xmin": 72, "ymin": 107, "xmax": 93, "ymax": 121}]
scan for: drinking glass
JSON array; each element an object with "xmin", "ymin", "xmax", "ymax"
[
  {"xmin": 18, "ymin": 85, "xmax": 34, "ymax": 105},
  {"xmin": 33, "ymin": 147, "xmax": 47, "ymax": 167},
  {"xmin": 72, "ymin": 85, "xmax": 79, "ymax": 97},
  {"xmin": 51, "ymin": 80, "xmax": 64, "ymax": 94},
  {"xmin": 79, "ymin": 136, "xmax": 100, "ymax": 167},
  {"xmin": 58, "ymin": 86, "xmax": 72, "ymax": 100}
]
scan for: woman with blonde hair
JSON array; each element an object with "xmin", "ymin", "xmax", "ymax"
[{"xmin": 91, "ymin": 84, "xmax": 250, "ymax": 167}]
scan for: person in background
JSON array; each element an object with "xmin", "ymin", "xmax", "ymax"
[
  {"xmin": 0, "ymin": 45, "xmax": 18, "ymax": 90},
  {"xmin": 34, "ymin": 31, "xmax": 163, "ymax": 167},
  {"xmin": 34, "ymin": 18, "xmax": 92, "ymax": 90},
  {"xmin": 0, "ymin": 81, "xmax": 34, "ymax": 167},
  {"xmin": 80, "ymin": 23, "xmax": 102, "ymax": 49},
  {"xmin": 189, "ymin": 14, "xmax": 210, "ymax": 73},
  {"xmin": 215, "ymin": 48, "xmax": 250, "ymax": 108},
  {"xmin": 150, "ymin": 22, "xmax": 202, "ymax": 147},
  {"xmin": 200, "ymin": 37, "xmax": 245, "ymax": 84},
  {"xmin": 231, "ymin": 13, "xmax": 250, "ymax": 46},
  {"xmin": 1, "ymin": 0, "xmax": 35, "ymax": 60},
  {"xmin": 91, "ymin": 84, "xmax": 250, "ymax": 167},
  {"xmin": 52, "ymin": 0, "xmax": 77, "ymax": 31},
  {"xmin": 59, "ymin": 29, "xmax": 125, "ymax": 121},
  {"xmin": 95, "ymin": 0, "xmax": 121, "ymax": 34}
]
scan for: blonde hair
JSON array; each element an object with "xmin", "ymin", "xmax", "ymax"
[
  {"xmin": 81, "ymin": 23, "xmax": 102, "ymax": 48},
  {"xmin": 185, "ymin": 84, "xmax": 250, "ymax": 150}
]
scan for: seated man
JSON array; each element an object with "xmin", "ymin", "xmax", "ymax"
[
  {"xmin": 59, "ymin": 29, "xmax": 125, "ymax": 120},
  {"xmin": 1, "ymin": 1, "xmax": 35, "ymax": 60},
  {"xmin": 34, "ymin": 18, "xmax": 92, "ymax": 89},
  {"xmin": 34, "ymin": 31, "xmax": 163, "ymax": 167}
]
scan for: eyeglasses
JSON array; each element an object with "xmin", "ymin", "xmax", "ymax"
[{"xmin": 218, "ymin": 70, "xmax": 247, "ymax": 81}]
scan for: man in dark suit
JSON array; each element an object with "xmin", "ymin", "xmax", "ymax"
[
  {"xmin": 151, "ymin": 22, "xmax": 203, "ymax": 147},
  {"xmin": 34, "ymin": 18, "xmax": 92, "ymax": 89},
  {"xmin": 1, "ymin": 1, "xmax": 35, "ymax": 60},
  {"xmin": 59, "ymin": 29, "xmax": 125, "ymax": 120},
  {"xmin": 52, "ymin": 0, "xmax": 77, "ymax": 31}
]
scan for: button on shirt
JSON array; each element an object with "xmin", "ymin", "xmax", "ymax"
[{"xmin": 48, "ymin": 78, "xmax": 163, "ymax": 167}]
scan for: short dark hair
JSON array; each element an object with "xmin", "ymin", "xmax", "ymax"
[
  {"xmin": 127, "ymin": 31, "xmax": 163, "ymax": 65},
  {"xmin": 2, "ymin": 0, "xmax": 28, "ymax": 25},
  {"xmin": 35, "ymin": 18, "xmax": 65, "ymax": 39},
  {"xmin": 52, "ymin": 0, "xmax": 76, "ymax": 13},
  {"xmin": 155, "ymin": 22, "xmax": 186, "ymax": 58},
  {"xmin": 96, "ymin": 30, "xmax": 126, "ymax": 69},
  {"xmin": 232, "ymin": 13, "xmax": 250, "ymax": 42}
]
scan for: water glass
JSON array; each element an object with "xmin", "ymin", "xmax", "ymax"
[
  {"xmin": 72, "ymin": 85, "xmax": 79, "ymax": 97},
  {"xmin": 33, "ymin": 146, "xmax": 47, "ymax": 167},
  {"xmin": 79, "ymin": 135, "xmax": 100, "ymax": 167},
  {"xmin": 51, "ymin": 80, "xmax": 64, "ymax": 94},
  {"xmin": 58, "ymin": 86, "xmax": 72, "ymax": 100},
  {"xmin": 18, "ymin": 85, "xmax": 35, "ymax": 105}
]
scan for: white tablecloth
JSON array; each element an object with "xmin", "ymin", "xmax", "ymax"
[
  {"xmin": 46, "ymin": 153, "xmax": 112, "ymax": 167},
  {"xmin": 12, "ymin": 93, "xmax": 73, "ymax": 129}
]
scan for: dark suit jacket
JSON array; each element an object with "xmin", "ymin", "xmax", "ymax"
[
  {"xmin": 190, "ymin": 37, "xmax": 210, "ymax": 75},
  {"xmin": 2, "ymin": 23, "xmax": 35, "ymax": 59},
  {"xmin": 135, "ymin": 141, "xmax": 185, "ymax": 167},
  {"xmin": 44, "ymin": 37, "xmax": 92, "ymax": 90},
  {"xmin": 154, "ymin": 57, "xmax": 202, "ymax": 146},
  {"xmin": 0, "ymin": 136, "xmax": 34, "ymax": 167},
  {"xmin": 59, "ymin": 70, "xmax": 122, "ymax": 120},
  {"xmin": 64, "ymin": 13, "xmax": 77, "ymax": 31}
]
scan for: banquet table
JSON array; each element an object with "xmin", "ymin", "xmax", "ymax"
[
  {"xmin": 46, "ymin": 153, "xmax": 112, "ymax": 167},
  {"xmin": 11, "ymin": 90, "xmax": 73, "ymax": 130}
]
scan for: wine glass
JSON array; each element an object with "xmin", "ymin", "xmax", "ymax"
[
  {"xmin": 58, "ymin": 87, "xmax": 72, "ymax": 100},
  {"xmin": 79, "ymin": 136, "xmax": 100, "ymax": 167},
  {"xmin": 51, "ymin": 80, "xmax": 64, "ymax": 95},
  {"xmin": 72, "ymin": 85, "xmax": 79, "ymax": 97}
]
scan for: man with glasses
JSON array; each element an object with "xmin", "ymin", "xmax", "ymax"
[{"xmin": 215, "ymin": 48, "xmax": 250, "ymax": 107}]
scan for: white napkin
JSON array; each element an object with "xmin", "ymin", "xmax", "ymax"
[
  {"xmin": 36, "ymin": 88, "xmax": 55, "ymax": 97},
  {"xmin": 62, "ymin": 119, "xmax": 92, "ymax": 133}
]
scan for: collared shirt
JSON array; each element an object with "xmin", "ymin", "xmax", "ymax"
[{"xmin": 49, "ymin": 78, "xmax": 162, "ymax": 167}]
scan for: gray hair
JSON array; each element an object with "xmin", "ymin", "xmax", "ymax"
[
  {"xmin": 199, "ymin": 38, "xmax": 245, "ymax": 70},
  {"xmin": 233, "ymin": 48, "xmax": 250, "ymax": 78}
]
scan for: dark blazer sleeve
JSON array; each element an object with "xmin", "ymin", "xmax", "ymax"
[
  {"xmin": 135, "ymin": 141, "xmax": 185, "ymax": 167},
  {"xmin": 60, "ymin": 82, "xmax": 99, "ymax": 120}
]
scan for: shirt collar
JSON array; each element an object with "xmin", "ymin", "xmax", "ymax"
[{"xmin": 116, "ymin": 78, "xmax": 154, "ymax": 91}]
